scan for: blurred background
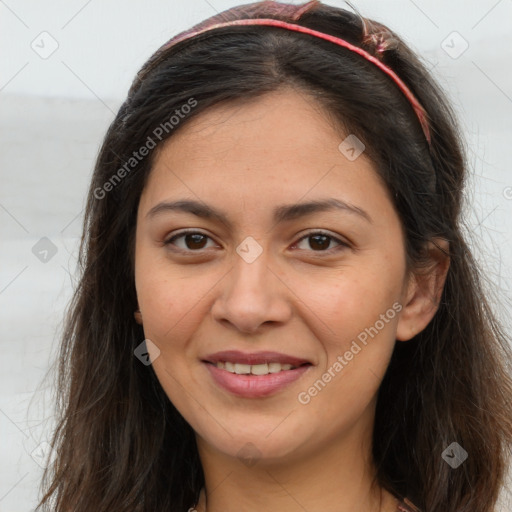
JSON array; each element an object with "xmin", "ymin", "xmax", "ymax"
[{"xmin": 1, "ymin": 0, "xmax": 511, "ymax": 510}]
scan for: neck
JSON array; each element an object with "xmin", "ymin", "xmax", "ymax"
[{"xmin": 193, "ymin": 405, "xmax": 397, "ymax": 512}]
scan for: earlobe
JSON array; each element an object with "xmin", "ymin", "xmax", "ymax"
[
  {"xmin": 396, "ymin": 238, "xmax": 450, "ymax": 342},
  {"xmin": 134, "ymin": 309, "xmax": 143, "ymax": 324}
]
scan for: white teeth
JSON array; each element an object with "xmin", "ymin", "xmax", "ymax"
[
  {"xmin": 234, "ymin": 363, "xmax": 251, "ymax": 374},
  {"xmin": 268, "ymin": 362, "xmax": 282, "ymax": 373},
  {"xmin": 251, "ymin": 363, "xmax": 268, "ymax": 375},
  {"xmin": 215, "ymin": 361, "xmax": 298, "ymax": 375}
]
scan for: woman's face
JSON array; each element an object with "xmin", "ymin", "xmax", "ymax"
[{"xmin": 134, "ymin": 88, "xmax": 413, "ymax": 464}]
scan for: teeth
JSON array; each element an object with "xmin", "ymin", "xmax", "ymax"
[
  {"xmin": 251, "ymin": 363, "xmax": 268, "ymax": 375},
  {"xmin": 234, "ymin": 363, "xmax": 251, "ymax": 374},
  {"xmin": 215, "ymin": 361, "xmax": 298, "ymax": 375},
  {"xmin": 268, "ymin": 362, "xmax": 282, "ymax": 373}
]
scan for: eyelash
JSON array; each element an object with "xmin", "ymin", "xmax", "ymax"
[{"xmin": 163, "ymin": 229, "xmax": 350, "ymax": 255}]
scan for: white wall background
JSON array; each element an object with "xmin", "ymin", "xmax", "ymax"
[{"xmin": 1, "ymin": 0, "xmax": 511, "ymax": 510}]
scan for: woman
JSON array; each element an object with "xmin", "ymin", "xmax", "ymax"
[{"xmin": 37, "ymin": 1, "xmax": 512, "ymax": 511}]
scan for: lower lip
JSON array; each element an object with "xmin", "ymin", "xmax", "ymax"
[{"xmin": 204, "ymin": 362, "xmax": 311, "ymax": 398}]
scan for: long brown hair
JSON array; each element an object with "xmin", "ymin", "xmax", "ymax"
[{"xmin": 36, "ymin": 1, "xmax": 512, "ymax": 511}]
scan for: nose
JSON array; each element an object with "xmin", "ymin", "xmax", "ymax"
[{"xmin": 210, "ymin": 245, "xmax": 293, "ymax": 334}]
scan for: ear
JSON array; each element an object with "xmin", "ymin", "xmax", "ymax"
[
  {"xmin": 134, "ymin": 309, "xmax": 143, "ymax": 325},
  {"xmin": 396, "ymin": 238, "xmax": 450, "ymax": 342}
]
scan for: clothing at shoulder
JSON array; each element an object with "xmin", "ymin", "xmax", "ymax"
[{"xmin": 396, "ymin": 497, "xmax": 422, "ymax": 512}]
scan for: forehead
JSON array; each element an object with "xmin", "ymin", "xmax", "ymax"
[
  {"xmin": 139, "ymin": 88, "xmax": 393, "ymax": 224},
  {"xmin": 159, "ymin": 88, "xmax": 355, "ymax": 168}
]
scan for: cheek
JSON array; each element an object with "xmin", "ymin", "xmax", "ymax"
[
  {"xmin": 134, "ymin": 248, "xmax": 219, "ymax": 348},
  {"xmin": 299, "ymin": 264, "xmax": 403, "ymax": 338},
  {"xmin": 135, "ymin": 249, "xmax": 182, "ymax": 341},
  {"xmin": 295, "ymin": 263, "xmax": 403, "ymax": 399}
]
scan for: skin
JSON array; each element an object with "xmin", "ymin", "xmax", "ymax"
[{"xmin": 134, "ymin": 87, "xmax": 449, "ymax": 512}]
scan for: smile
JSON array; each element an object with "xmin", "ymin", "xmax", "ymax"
[
  {"xmin": 214, "ymin": 361, "xmax": 300, "ymax": 375},
  {"xmin": 202, "ymin": 350, "xmax": 312, "ymax": 398}
]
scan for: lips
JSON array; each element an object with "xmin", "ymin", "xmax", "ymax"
[
  {"xmin": 203, "ymin": 350, "xmax": 311, "ymax": 367},
  {"xmin": 202, "ymin": 350, "xmax": 312, "ymax": 398}
]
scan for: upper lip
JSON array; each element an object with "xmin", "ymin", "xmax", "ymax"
[{"xmin": 203, "ymin": 350, "xmax": 311, "ymax": 366}]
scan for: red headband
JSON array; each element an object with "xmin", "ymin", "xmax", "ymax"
[{"xmin": 157, "ymin": 18, "xmax": 432, "ymax": 147}]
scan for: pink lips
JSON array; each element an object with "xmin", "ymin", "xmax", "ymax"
[
  {"xmin": 203, "ymin": 350, "xmax": 310, "ymax": 367},
  {"xmin": 202, "ymin": 350, "xmax": 312, "ymax": 398}
]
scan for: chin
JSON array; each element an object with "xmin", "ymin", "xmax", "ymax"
[{"xmin": 194, "ymin": 418, "xmax": 314, "ymax": 466}]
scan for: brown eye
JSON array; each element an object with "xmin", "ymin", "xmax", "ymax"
[
  {"xmin": 164, "ymin": 231, "xmax": 216, "ymax": 251},
  {"xmin": 184, "ymin": 233, "xmax": 208, "ymax": 249},
  {"xmin": 294, "ymin": 231, "xmax": 348, "ymax": 253},
  {"xmin": 308, "ymin": 234, "xmax": 331, "ymax": 251}
]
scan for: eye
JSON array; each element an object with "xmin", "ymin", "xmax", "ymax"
[
  {"xmin": 292, "ymin": 231, "xmax": 349, "ymax": 253},
  {"xmin": 163, "ymin": 229, "xmax": 349, "ymax": 254},
  {"xmin": 164, "ymin": 230, "xmax": 218, "ymax": 252}
]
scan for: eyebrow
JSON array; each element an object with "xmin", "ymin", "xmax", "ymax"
[{"xmin": 146, "ymin": 198, "xmax": 372, "ymax": 225}]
